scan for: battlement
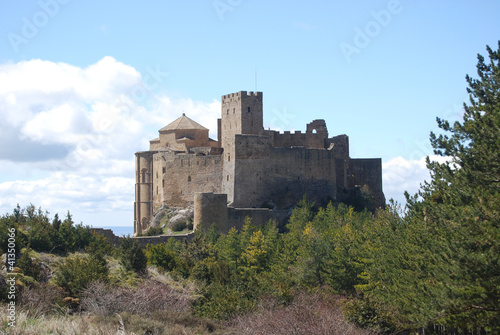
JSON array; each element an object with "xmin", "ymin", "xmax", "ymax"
[
  {"xmin": 222, "ymin": 91, "xmax": 263, "ymax": 101},
  {"xmin": 264, "ymin": 119, "xmax": 329, "ymax": 150}
]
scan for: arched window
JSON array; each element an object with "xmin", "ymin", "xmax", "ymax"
[
  {"xmin": 188, "ymin": 176, "xmax": 191, "ymax": 182},
  {"xmin": 141, "ymin": 169, "xmax": 148, "ymax": 183},
  {"xmin": 312, "ymin": 129, "xmax": 317, "ymax": 134}
]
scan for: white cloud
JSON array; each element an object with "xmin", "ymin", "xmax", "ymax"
[
  {"xmin": 0, "ymin": 57, "xmax": 221, "ymax": 227},
  {"xmin": 382, "ymin": 155, "xmax": 450, "ymax": 205}
]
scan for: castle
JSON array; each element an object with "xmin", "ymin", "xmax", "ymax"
[{"xmin": 134, "ymin": 91, "xmax": 385, "ymax": 235}]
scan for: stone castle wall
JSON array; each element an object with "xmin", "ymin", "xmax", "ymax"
[
  {"xmin": 349, "ymin": 158, "xmax": 385, "ymax": 207},
  {"xmin": 326, "ymin": 135, "xmax": 350, "ymax": 158},
  {"xmin": 231, "ymin": 134, "xmax": 338, "ymax": 209},
  {"xmin": 193, "ymin": 192, "xmax": 290, "ymax": 234},
  {"xmin": 193, "ymin": 192, "xmax": 228, "ymax": 232},
  {"xmin": 152, "ymin": 152, "xmax": 222, "ymax": 211}
]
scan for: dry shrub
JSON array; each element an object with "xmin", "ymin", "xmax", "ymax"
[
  {"xmin": 17, "ymin": 283, "xmax": 65, "ymax": 316},
  {"xmin": 82, "ymin": 279, "xmax": 193, "ymax": 316},
  {"xmin": 126, "ymin": 279, "xmax": 192, "ymax": 314},
  {"xmin": 81, "ymin": 280, "xmax": 127, "ymax": 316},
  {"xmin": 0, "ymin": 308, "xmax": 125, "ymax": 335},
  {"xmin": 225, "ymin": 292, "xmax": 377, "ymax": 335}
]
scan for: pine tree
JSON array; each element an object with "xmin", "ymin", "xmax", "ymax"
[
  {"xmin": 422, "ymin": 41, "xmax": 500, "ymax": 331},
  {"xmin": 419, "ymin": 41, "xmax": 500, "ymax": 330},
  {"xmin": 353, "ymin": 42, "xmax": 500, "ymax": 333},
  {"xmin": 119, "ymin": 237, "xmax": 147, "ymax": 274}
]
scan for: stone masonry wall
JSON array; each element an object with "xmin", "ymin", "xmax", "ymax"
[
  {"xmin": 192, "ymin": 192, "xmax": 290, "ymax": 234},
  {"xmin": 232, "ymin": 134, "xmax": 337, "ymax": 208},
  {"xmin": 152, "ymin": 152, "xmax": 222, "ymax": 210},
  {"xmin": 194, "ymin": 192, "xmax": 228, "ymax": 233},
  {"xmin": 349, "ymin": 158, "xmax": 385, "ymax": 208}
]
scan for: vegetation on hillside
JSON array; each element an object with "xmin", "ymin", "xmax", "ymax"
[{"xmin": 0, "ymin": 42, "xmax": 498, "ymax": 334}]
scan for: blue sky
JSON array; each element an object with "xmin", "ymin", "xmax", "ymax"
[{"xmin": 0, "ymin": 0, "xmax": 499, "ymax": 228}]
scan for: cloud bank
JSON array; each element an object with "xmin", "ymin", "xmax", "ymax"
[
  {"xmin": 382, "ymin": 155, "xmax": 450, "ymax": 206},
  {"xmin": 0, "ymin": 57, "xmax": 220, "ymax": 225}
]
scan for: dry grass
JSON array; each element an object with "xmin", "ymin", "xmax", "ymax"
[
  {"xmin": 81, "ymin": 279, "xmax": 193, "ymax": 316},
  {"xmin": 222, "ymin": 292, "xmax": 378, "ymax": 335},
  {"xmin": 1, "ymin": 305, "xmax": 217, "ymax": 335},
  {"xmin": 0, "ymin": 308, "xmax": 130, "ymax": 335},
  {"xmin": 17, "ymin": 283, "xmax": 65, "ymax": 317}
]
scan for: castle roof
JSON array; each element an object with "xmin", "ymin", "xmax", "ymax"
[{"xmin": 160, "ymin": 113, "xmax": 208, "ymax": 132}]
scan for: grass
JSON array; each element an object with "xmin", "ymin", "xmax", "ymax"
[{"xmin": 169, "ymin": 228, "xmax": 193, "ymax": 235}]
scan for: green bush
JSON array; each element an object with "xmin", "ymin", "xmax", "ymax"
[
  {"xmin": 119, "ymin": 238, "xmax": 147, "ymax": 274},
  {"xmin": 144, "ymin": 226, "xmax": 164, "ymax": 236},
  {"xmin": 190, "ymin": 258, "xmax": 231, "ymax": 285},
  {"xmin": 145, "ymin": 243, "xmax": 178, "ymax": 272},
  {"xmin": 194, "ymin": 283, "xmax": 254, "ymax": 320},
  {"xmin": 73, "ymin": 223, "xmax": 94, "ymax": 250},
  {"xmin": 172, "ymin": 220, "xmax": 187, "ymax": 232},
  {"xmin": 54, "ymin": 253, "xmax": 109, "ymax": 297},
  {"xmin": 342, "ymin": 297, "xmax": 397, "ymax": 334},
  {"xmin": 17, "ymin": 248, "xmax": 42, "ymax": 281},
  {"xmin": 86, "ymin": 233, "xmax": 114, "ymax": 256}
]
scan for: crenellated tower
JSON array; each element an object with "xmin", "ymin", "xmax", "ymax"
[
  {"xmin": 220, "ymin": 91, "xmax": 263, "ymax": 148},
  {"xmin": 220, "ymin": 91, "xmax": 263, "ymax": 204}
]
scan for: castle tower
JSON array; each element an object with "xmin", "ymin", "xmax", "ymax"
[
  {"xmin": 134, "ymin": 151, "xmax": 154, "ymax": 235},
  {"xmin": 220, "ymin": 91, "xmax": 263, "ymax": 149},
  {"xmin": 306, "ymin": 119, "xmax": 329, "ymax": 149},
  {"xmin": 220, "ymin": 91, "xmax": 263, "ymax": 204}
]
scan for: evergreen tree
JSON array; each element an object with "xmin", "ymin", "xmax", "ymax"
[
  {"xmin": 420, "ymin": 41, "xmax": 500, "ymax": 330},
  {"xmin": 55, "ymin": 253, "xmax": 109, "ymax": 297},
  {"xmin": 119, "ymin": 237, "xmax": 147, "ymax": 274},
  {"xmin": 25, "ymin": 204, "xmax": 57, "ymax": 252},
  {"xmin": 52, "ymin": 213, "xmax": 62, "ymax": 231},
  {"xmin": 59, "ymin": 211, "xmax": 76, "ymax": 252},
  {"xmin": 352, "ymin": 42, "xmax": 500, "ymax": 333}
]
